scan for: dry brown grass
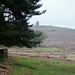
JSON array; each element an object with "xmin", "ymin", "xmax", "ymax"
[{"xmin": 8, "ymin": 47, "xmax": 75, "ymax": 63}]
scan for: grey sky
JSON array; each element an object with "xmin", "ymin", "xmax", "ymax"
[{"xmin": 29, "ymin": 0, "xmax": 75, "ymax": 29}]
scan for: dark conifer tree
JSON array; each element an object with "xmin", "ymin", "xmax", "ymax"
[{"xmin": 0, "ymin": 0, "xmax": 46, "ymax": 47}]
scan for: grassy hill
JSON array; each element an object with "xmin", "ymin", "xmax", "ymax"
[
  {"xmin": 8, "ymin": 55, "xmax": 75, "ymax": 75},
  {"xmin": 1, "ymin": 26, "xmax": 75, "ymax": 75},
  {"xmin": 31, "ymin": 26, "xmax": 75, "ymax": 50}
]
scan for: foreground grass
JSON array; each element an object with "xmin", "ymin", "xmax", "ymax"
[{"xmin": 8, "ymin": 55, "xmax": 75, "ymax": 75}]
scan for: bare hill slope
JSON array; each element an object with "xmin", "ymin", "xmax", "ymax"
[{"xmin": 31, "ymin": 26, "xmax": 75, "ymax": 50}]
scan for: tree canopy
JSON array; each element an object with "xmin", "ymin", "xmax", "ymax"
[
  {"xmin": 0, "ymin": 0, "xmax": 46, "ymax": 48},
  {"xmin": 32, "ymin": 30, "xmax": 47, "ymax": 47}
]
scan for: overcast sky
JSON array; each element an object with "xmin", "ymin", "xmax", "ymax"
[{"xmin": 29, "ymin": 0, "xmax": 75, "ymax": 29}]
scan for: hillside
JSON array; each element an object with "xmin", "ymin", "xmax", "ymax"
[
  {"xmin": 31, "ymin": 26, "xmax": 75, "ymax": 50},
  {"xmin": 6, "ymin": 26, "xmax": 75, "ymax": 74}
]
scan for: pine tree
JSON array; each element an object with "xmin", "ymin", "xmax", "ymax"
[{"xmin": 0, "ymin": 0, "xmax": 46, "ymax": 47}]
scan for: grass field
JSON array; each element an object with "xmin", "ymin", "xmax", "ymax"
[
  {"xmin": 8, "ymin": 47, "xmax": 75, "ymax": 61},
  {"xmin": 1, "ymin": 26, "xmax": 75, "ymax": 75},
  {"xmin": 8, "ymin": 55, "xmax": 75, "ymax": 75},
  {"xmin": 0, "ymin": 47, "xmax": 75, "ymax": 75},
  {"xmin": 6, "ymin": 47, "xmax": 75, "ymax": 75}
]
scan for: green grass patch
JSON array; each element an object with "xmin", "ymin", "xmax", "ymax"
[{"xmin": 8, "ymin": 55, "xmax": 75, "ymax": 75}]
